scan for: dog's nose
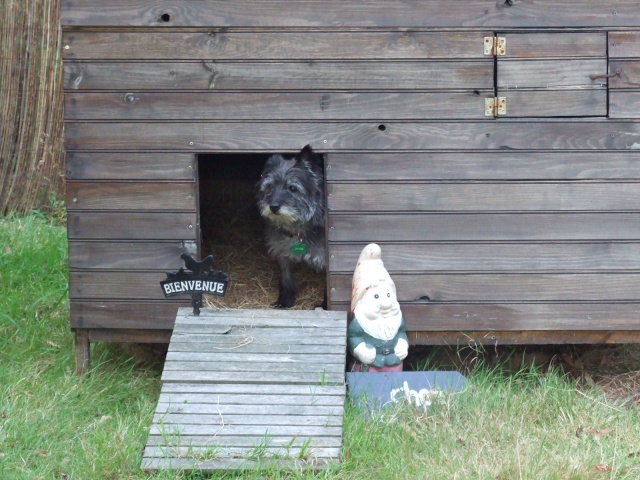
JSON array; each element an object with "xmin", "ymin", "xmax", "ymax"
[{"xmin": 270, "ymin": 204, "xmax": 280, "ymax": 214}]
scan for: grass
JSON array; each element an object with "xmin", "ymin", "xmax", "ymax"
[{"xmin": 1, "ymin": 212, "xmax": 640, "ymax": 479}]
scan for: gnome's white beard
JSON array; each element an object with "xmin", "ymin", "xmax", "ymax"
[{"xmin": 355, "ymin": 304, "xmax": 402, "ymax": 341}]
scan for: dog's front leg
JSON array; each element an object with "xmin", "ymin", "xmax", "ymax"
[{"xmin": 274, "ymin": 256, "xmax": 296, "ymax": 308}]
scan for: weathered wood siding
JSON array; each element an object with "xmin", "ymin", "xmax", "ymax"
[{"xmin": 62, "ymin": 0, "xmax": 640, "ymax": 345}]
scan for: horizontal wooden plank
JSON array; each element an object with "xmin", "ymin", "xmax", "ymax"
[
  {"xmin": 70, "ymin": 301, "xmax": 182, "ymax": 329},
  {"xmin": 159, "ymin": 383, "xmax": 343, "ymax": 396},
  {"xmin": 145, "ymin": 434, "xmax": 340, "ymax": 449},
  {"xmin": 499, "ymin": 89, "xmax": 606, "ymax": 117},
  {"xmin": 169, "ymin": 334, "xmax": 345, "ymax": 349},
  {"xmin": 404, "ymin": 329, "xmax": 640, "ymax": 345},
  {"xmin": 174, "ymin": 320, "xmax": 344, "ymax": 332},
  {"xmin": 62, "ymin": 30, "xmax": 489, "ymax": 60},
  {"xmin": 609, "ymin": 60, "xmax": 640, "ymax": 89},
  {"xmin": 66, "ymin": 182, "xmax": 196, "ymax": 211},
  {"xmin": 328, "ymin": 182, "xmax": 640, "ymax": 213},
  {"xmin": 63, "ymin": 61, "xmax": 493, "ymax": 90},
  {"xmin": 69, "ymin": 271, "xmax": 184, "ymax": 300},
  {"xmin": 166, "ymin": 352, "xmax": 344, "ymax": 364},
  {"xmin": 610, "ymin": 91, "xmax": 640, "ymax": 118},
  {"xmin": 498, "ymin": 59, "xmax": 606, "ymax": 89},
  {"xmin": 162, "ymin": 361, "xmax": 343, "ymax": 374},
  {"xmin": 143, "ymin": 445, "xmax": 341, "ymax": 459},
  {"xmin": 173, "ymin": 308, "xmax": 344, "ymax": 327},
  {"xmin": 146, "ymin": 433, "xmax": 341, "ymax": 448},
  {"xmin": 67, "ymin": 212, "xmax": 197, "ymax": 240},
  {"xmin": 160, "ymin": 370, "xmax": 344, "ymax": 385},
  {"xmin": 66, "ymin": 152, "xmax": 196, "ymax": 180},
  {"xmin": 152, "ymin": 413, "xmax": 342, "ymax": 427},
  {"xmin": 177, "ymin": 326, "xmax": 344, "ymax": 339},
  {"xmin": 64, "ymin": 121, "xmax": 640, "ymax": 151},
  {"xmin": 149, "ymin": 423, "xmax": 341, "ymax": 436},
  {"xmin": 326, "ymin": 151, "xmax": 640, "ymax": 181},
  {"xmin": 142, "ymin": 455, "xmax": 330, "ymax": 471},
  {"xmin": 169, "ymin": 341, "xmax": 346, "ymax": 355},
  {"xmin": 85, "ymin": 328, "xmax": 172, "ymax": 343},
  {"xmin": 500, "ymin": 32, "xmax": 606, "ymax": 58},
  {"xmin": 609, "ymin": 32, "xmax": 640, "ymax": 59},
  {"xmin": 60, "ymin": 1, "xmax": 640, "ymax": 28},
  {"xmin": 64, "ymin": 91, "xmax": 491, "ymax": 121},
  {"xmin": 395, "ymin": 303, "xmax": 640, "ymax": 332},
  {"xmin": 328, "ymin": 213, "xmax": 640, "ymax": 242},
  {"xmin": 330, "ymin": 273, "xmax": 640, "ymax": 302},
  {"xmin": 69, "ymin": 241, "xmax": 194, "ymax": 270},
  {"xmin": 328, "ymin": 242, "xmax": 640, "ymax": 273},
  {"xmin": 155, "ymin": 403, "xmax": 343, "ymax": 417}
]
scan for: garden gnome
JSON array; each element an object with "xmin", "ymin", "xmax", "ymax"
[{"xmin": 348, "ymin": 243, "xmax": 409, "ymax": 372}]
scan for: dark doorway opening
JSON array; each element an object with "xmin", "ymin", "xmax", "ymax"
[{"xmin": 197, "ymin": 153, "xmax": 324, "ymax": 309}]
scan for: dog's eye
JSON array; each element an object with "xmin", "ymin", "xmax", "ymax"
[
  {"xmin": 374, "ymin": 294, "xmax": 379, "ymax": 299},
  {"xmin": 288, "ymin": 185, "xmax": 298, "ymax": 193}
]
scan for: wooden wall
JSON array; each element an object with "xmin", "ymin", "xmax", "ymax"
[{"xmin": 62, "ymin": 0, "xmax": 640, "ymax": 349}]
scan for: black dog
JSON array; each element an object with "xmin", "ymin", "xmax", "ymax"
[{"xmin": 256, "ymin": 145, "xmax": 325, "ymax": 308}]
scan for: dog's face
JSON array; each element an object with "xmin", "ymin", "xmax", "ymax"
[{"xmin": 256, "ymin": 146, "xmax": 324, "ymax": 228}]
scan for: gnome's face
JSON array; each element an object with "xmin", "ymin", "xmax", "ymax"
[{"xmin": 355, "ymin": 281, "xmax": 401, "ymax": 322}]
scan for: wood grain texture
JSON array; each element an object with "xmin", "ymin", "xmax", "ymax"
[
  {"xmin": 609, "ymin": 60, "xmax": 640, "ymax": 89},
  {"xmin": 66, "ymin": 182, "xmax": 196, "ymax": 211},
  {"xmin": 70, "ymin": 271, "xmax": 182, "ymax": 300},
  {"xmin": 68, "ymin": 241, "xmax": 194, "ymax": 270},
  {"xmin": 62, "ymin": 30, "xmax": 489, "ymax": 60},
  {"xmin": 609, "ymin": 32, "xmax": 640, "ymax": 58},
  {"xmin": 398, "ymin": 303, "xmax": 640, "ymax": 332},
  {"xmin": 327, "ymin": 182, "xmax": 640, "ymax": 212},
  {"xmin": 500, "ymin": 32, "xmax": 606, "ymax": 58},
  {"xmin": 404, "ymin": 330, "xmax": 640, "ymax": 345},
  {"xmin": 67, "ymin": 212, "xmax": 197, "ymax": 240},
  {"xmin": 610, "ymin": 91, "xmax": 640, "ymax": 119},
  {"xmin": 330, "ymin": 273, "xmax": 640, "ymax": 302},
  {"xmin": 63, "ymin": 61, "xmax": 493, "ymax": 91},
  {"xmin": 64, "ymin": 91, "xmax": 491, "ymax": 121},
  {"xmin": 498, "ymin": 59, "xmax": 606, "ymax": 89},
  {"xmin": 327, "ymin": 213, "xmax": 640, "ymax": 242},
  {"xmin": 66, "ymin": 152, "xmax": 195, "ymax": 180},
  {"xmin": 498, "ymin": 89, "xmax": 606, "ymax": 117},
  {"xmin": 60, "ymin": 1, "xmax": 640, "ymax": 28},
  {"xmin": 326, "ymin": 152, "xmax": 640, "ymax": 181},
  {"xmin": 64, "ymin": 121, "xmax": 640, "ymax": 151},
  {"xmin": 70, "ymin": 301, "xmax": 183, "ymax": 329},
  {"xmin": 328, "ymin": 242, "xmax": 640, "ymax": 273}
]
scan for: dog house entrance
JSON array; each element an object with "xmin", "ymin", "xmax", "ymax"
[{"xmin": 197, "ymin": 154, "xmax": 325, "ymax": 310}]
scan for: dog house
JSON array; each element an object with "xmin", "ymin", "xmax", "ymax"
[{"xmin": 61, "ymin": 1, "xmax": 640, "ymax": 373}]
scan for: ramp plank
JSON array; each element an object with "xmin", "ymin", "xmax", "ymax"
[{"xmin": 142, "ymin": 308, "xmax": 346, "ymax": 472}]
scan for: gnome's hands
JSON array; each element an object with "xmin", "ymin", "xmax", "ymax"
[
  {"xmin": 353, "ymin": 343, "xmax": 376, "ymax": 365},
  {"xmin": 394, "ymin": 338, "xmax": 409, "ymax": 360}
]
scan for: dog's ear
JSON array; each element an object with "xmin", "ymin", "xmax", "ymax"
[{"xmin": 295, "ymin": 144, "xmax": 322, "ymax": 167}]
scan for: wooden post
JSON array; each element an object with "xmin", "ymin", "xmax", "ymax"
[{"xmin": 75, "ymin": 329, "xmax": 90, "ymax": 374}]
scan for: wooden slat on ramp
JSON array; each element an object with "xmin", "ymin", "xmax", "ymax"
[{"xmin": 142, "ymin": 308, "xmax": 347, "ymax": 471}]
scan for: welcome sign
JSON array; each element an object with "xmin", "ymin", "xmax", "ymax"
[
  {"xmin": 160, "ymin": 254, "xmax": 229, "ymax": 315},
  {"xmin": 161, "ymin": 275, "xmax": 228, "ymax": 297}
]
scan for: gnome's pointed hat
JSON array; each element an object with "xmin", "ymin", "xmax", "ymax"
[{"xmin": 351, "ymin": 243, "xmax": 396, "ymax": 313}]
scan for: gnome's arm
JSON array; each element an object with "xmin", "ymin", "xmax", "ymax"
[
  {"xmin": 394, "ymin": 316, "xmax": 409, "ymax": 360},
  {"xmin": 347, "ymin": 318, "xmax": 376, "ymax": 365}
]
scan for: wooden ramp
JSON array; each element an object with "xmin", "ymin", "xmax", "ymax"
[{"xmin": 142, "ymin": 308, "xmax": 347, "ymax": 472}]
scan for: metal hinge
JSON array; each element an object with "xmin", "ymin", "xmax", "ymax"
[
  {"xmin": 484, "ymin": 36, "xmax": 506, "ymax": 56},
  {"xmin": 485, "ymin": 97, "xmax": 507, "ymax": 116}
]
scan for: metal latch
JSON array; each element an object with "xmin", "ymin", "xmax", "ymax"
[
  {"xmin": 484, "ymin": 36, "xmax": 506, "ymax": 56},
  {"xmin": 485, "ymin": 97, "xmax": 507, "ymax": 116}
]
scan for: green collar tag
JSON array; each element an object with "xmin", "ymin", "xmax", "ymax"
[{"xmin": 291, "ymin": 242, "xmax": 307, "ymax": 255}]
